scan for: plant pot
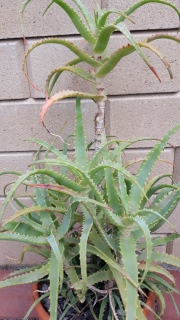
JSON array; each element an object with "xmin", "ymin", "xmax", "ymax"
[{"xmin": 32, "ymin": 282, "xmax": 155, "ymax": 319}]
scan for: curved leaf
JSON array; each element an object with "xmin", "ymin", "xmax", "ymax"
[
  {"xmin": 23, "ymin": 38, "xmax": 102, "ymax": 87},
  {"xmin": 40, "ymin": 90, "xmax": 103, "ymax": 125},
  {"xmin": 114, "ymin": 0, "xmax": 180, "ymax": 30},
  {"xmin": 54, "ymin": 0, "xmax": 96, "ymax": 44},
  {"xmin": 79, "ymin": 206, "xmax": 93, "ymax": 295},
  {"xmin": 0, "ymin": 264, "xmax": 49, "ymax": 288},
  {"xmin": 72, "ymin": 0, "xmax": 96, "ymax": 33},
  {"xmin": 129, "ymin": 125, "xmax": 180, "ymax": 211},
  {"xmin": 94, "ymin": 23, "xmax": 161, "ymax": 81}
]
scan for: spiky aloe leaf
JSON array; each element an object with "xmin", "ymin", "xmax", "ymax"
[
  {"xmin": 139, "ymin": 252, "xmax": 180, "ymax": 268},
  {"xmin": 135, "ymin": 208, "xmax": 177, "ymax": 233},
  {"xmin": 79, "ymin": 206, "xmax": 93, "ymax": 296},
  {"xmin": 141, "ymin": 42, "xmax": 173, "ymax": 78},
  {"xmin": 97, "ymin": 10, "xmax": 135, "ymax": 30},
  {"xmin": 150, "ymin": 190, "xmax": 180, "ymax": 231},
  {"xmin": 89, "ymin": 230, "xmax": 126, "ymax": 303},
  {"xmin": 40, "ymin": 90, "xmax": 103, "ymax": 125},
  {"xmin": 90, "ymin": 160, "xmax": 150, "ymax": 204},
  {"xmin": 72, "ymin": 0, "xmax": 96, "ymax": 33},
  {"xmin": 99, "ymin": 297, "xmax": 108, "ymax": 320},
  {"xmin": 48, "ymin": 232, "xmax": 64, "ymax": 289},
  {"xmin": 75, "ymin": 98, "xmax": 87, "ymax": 169},
  {"xmin": 49, "ymin": 251, "xmax": 60, "ymax": 320},
  {"xmin": 22, "ymin": 38, "xmax": 102, "ymax": 86},
  {"xmin": 139, "ymin": 233, "xmax": 180, "ymax": 250},
  {"xmin": 118, "ymin": 145, "xmax": 129, "ymax": 214},
  {"xmin": 94, "ymin": 23, "xmax": 161, "ymax": 81},
  {"xmin": 133, "ymin": 216, "xmax": 152, "ymax": 285},
  {"xmin": 84, "ymin": 205, "xmax": 120, "ymax": 251},
  {"xmin": 114, "ymin": 0, "xmax": 180, "ymax": 29},
  {"xmin": 146, "ymin": 273, "xmax": 180, "ymax": 294},
  {"xmin": 138, "ymin": 263, "xmax": 175, "ymax": 284},
  {"xmin": 87, "ymin": 245, "xmax": 142, "ymax": 292},
  {"xmin": 73, "ymin": 270, "xmax": 113, "ymax": 290},
  {"xmin": 45, "ymin": 58, "xmax": 85, "ymax": 97},
  {"xmin": 53, "ymin": 0, "xmax": 96, "ymax": 44},
  {"xmin": 102, "ymin": 135, "xmax": 121, "ymax": 214},
  {"xmin": 119, "ymin": 235, "xmax": 138, "ymax": 320},
  {"xmin": 46, "ymin": 65, "xmax": 96, "ymax": 95},
  {"xmin": 29, "ymin": 158, "xmax": 124, "ymax": 229},
  {"xmin": 0, "ymin": 263, "xmax": 49, "ymax": 288},
  {"xmin": 95, "ymin": 34, "xmax": 180, "ymax": 78},
  {"xmin": 2, "ymin": 206, "xmax": 66, "ymax": 227},
  {"xmin": 0, "ymin": 233, "xmax": 47, "ymax": 245},
  {"xmin": 20, "ymin": 245, "xmax": 50, "ymax": 262},
  {"xmin": 57, "ymin": 207, "xmax": 72, "ymax": 240},
  {"xmin": 129, "ymin": 125, "xmax": 180, "ymax": 212}
]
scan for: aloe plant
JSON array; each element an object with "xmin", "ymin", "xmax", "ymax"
[
  {"xmin": 21, "ymin": 0, "xmax": 180, "ymax": 150},
  {"xmin": 0, "ymin": 0, "xmax": 180, "ymax": 319},
  {"xmin": 1, "ymin": 100, "xmax": 180, "ymax": 319}
]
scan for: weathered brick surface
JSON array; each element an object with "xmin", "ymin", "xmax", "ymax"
[
  {"xmin": 102, "ymin": 0, "xmax": 180, "ymax": 30},
  {"xmin": 0, "ymin": 98, "xmax": 97, "ymax": 152},
  {"xmin": 0, "ymin": 0, "xmax": 101, "ymax": 39},
  {"xmin": 0, "ymin": 40, "xmax": 30, "ymax": 100},
  {"xmin": 26, "ymin": 32, "xmax": 180, "ymax": 98},
  {"xmin": 106, "ymin": 93, "xmax": 180, "ymax": 147}
]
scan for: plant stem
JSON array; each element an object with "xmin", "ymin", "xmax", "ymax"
[{"xmin": 94, "ymin": 81, "xmax": 106, "ymax": 151}]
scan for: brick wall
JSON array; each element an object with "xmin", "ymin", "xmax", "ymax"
[{"xmin": 0, "ymin": 0, "xmax": 180, "ymax": 264}]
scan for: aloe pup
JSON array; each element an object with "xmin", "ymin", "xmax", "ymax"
[{"xmin": 0, "ymin": 0, "xmax": 180, "ymax": 319}]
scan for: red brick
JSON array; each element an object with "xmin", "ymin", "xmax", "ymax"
[{"xmin": 0, "ymin": 269, "xmax": 38, "ymax": 318}]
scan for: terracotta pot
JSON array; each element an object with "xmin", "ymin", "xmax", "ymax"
[{"xmin": 32, "ymin": 282, "xmax": 155, "ymax": 319}]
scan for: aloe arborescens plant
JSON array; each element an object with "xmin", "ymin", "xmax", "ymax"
[{"xmin": 0, "ymin": 0, "xmax": 180, "ymax": 319}]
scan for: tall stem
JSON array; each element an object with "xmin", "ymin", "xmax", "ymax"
[{"xmin": 94, "ymin": 81, "xmax": 107, "ymax": 151}]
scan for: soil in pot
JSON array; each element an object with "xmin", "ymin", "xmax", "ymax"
[{"xmin": 33, "ymin": 280, "xmax": 155, "ymax": 320}]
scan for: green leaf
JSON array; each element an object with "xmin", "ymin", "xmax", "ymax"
[
  {"xmin": 139, "ymin": 252, "xmax": 180, "ymax": 267},
  {"xmin": 118, "ymin": 145, "xmax": 129, "ymax": 214},
  {"xmin": 57, "ymin": 207, "xmax": 72, "ymax": 240},
  {"xmin": 114, "ymin": 0, "xmax": 180, "ymax": 29},
  {"xmin": 2, "ymin": 206, "xmax": 65, "ymax": 228},
  {"xmin": 53, "ymin": 0, "xmax": 96, "ymax": 44},
  {"xmin": 23, "ymin": 38, "xmax": 102, "ymax": 87},
  {"xmin": 48, "ymin": 232, "xmax": 64, "ymax": 289},
  {"xmin": 40, "ymin": 90, "xmax": 103, "ymax": 125},
  {"xmin": 120, "ymin": 235, "xmax": 138, "ymax": 320},
  {"xmin": 72, "ymin": 0, "xmax": 96, "ymax": 33},
  {"xmin": 138, "ymin": 263, "xmax": 175, "ymax": 284},
  {"xmin": 133, "ymin": 216, "xmax": 152, "ymax": 285},
  {"xmin": 79, "ymin": 206, "xmax": 93, "ymax": 295},
  {"xmin": 87, "ymin": 245, "xmax": 140, "ymax": 290},
  {"xmin": 49, "ymin": 252, "xmax": 60, "ymax": 320},
  {"xmin": 0, "ymin": 264, "xmax": 49, "ymax": 288},
  {"xmin": 46, "ymin": 57, "xmax": 82, "ymax": 98},
  {"xmin": 129, "ymin": 125, "xmax": 180, "ymax": 211},
  {"xmin": 0, "ymin": 233, "xmax": 47, "ymax": 245},
  {"xmin": 94, "ymin": 22, "xmax": 161, "ymax": 81},
  {"xmin": 73, "ymin": 270, "xmax": 113, "ymax": 291},
  {"xmin": 75, "ymin": 98, "xmax": 87, "ymax": 169},
  {"xmin": 102, "ymin": 136, "xmax": 121, "ymax": 214},
  {"xmin": 98, "ymin": 10, "xmax": 134, "ymax": 30}
]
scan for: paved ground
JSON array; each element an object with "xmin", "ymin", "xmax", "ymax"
[{"xmin": 0, "ymin": 268, "xmax": 180, "ymax": 319}]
